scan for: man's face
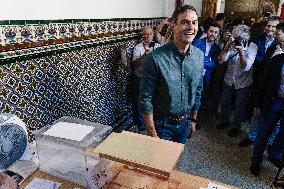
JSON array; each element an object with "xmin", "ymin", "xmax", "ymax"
[
  {"xmin": 265, "ymin": 20, "xmax": 280, "ymax": 38},
  {"xmin": 206, "ymin": 26, "xmax": 220, "ymax": 43},
  {"xmin": 216, "ymin": 20, "xmax": 224, "ymax": 28},
  {"xmin": 142, "ymin": 28, "xmax": 154, "ymax": 44},
  {"xmin": 275, "ymin": 29, "xmax": 284, "ymax": 44},
  {"xmin": 172, "ymin": 10, "xmax": 198, "ymax": 45}
]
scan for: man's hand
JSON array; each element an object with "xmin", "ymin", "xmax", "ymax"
[
  {"xmin": 235, "ymin": 42, "xmax": 247, "ymax": 69},
  {"xmin": 225, "ymin": 37, "xmax": 235, "ymax": 50},
  {"xmin": 142, "ymin": 113, "xmax": 159, "ymax": 138},
  {"xmin": 235, "ymin": 43, "xmax": 245, "ymax": 55},
  {"xmin": 190, "ymin": 121, "xmax": 196, "ymax": 134},
  {"xmin": 219, "ymin": 37, "xmax": 234, "ymax": 64},
  {"xmin": 147, "ymin": 127, "xmax": 158, "ymax": 138},
  {"xmin": 190, "ymin": 111, "xmax": 198, "ymax": 135}
]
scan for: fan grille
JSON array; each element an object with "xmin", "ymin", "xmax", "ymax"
[{"xmin": 0, "ymin": 123, "xmax": 27, "ymax": 169}]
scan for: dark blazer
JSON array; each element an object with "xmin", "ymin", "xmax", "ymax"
[
  {"xmin": 252, "ymin": 43, "xmax": 278, "ymax": 92},
  {"xmin": 254, "ymin": 53, "xmax": 284, "ymax": 110},
  {"xmin": 262, "ymin": 43, "xmax": 278, "ymax": 66},
  {"xmin": 193, "ymin": 38, "xmax": 220, "ymax": 70},
  {"xmin": 192, "ymin": 38, "xmax": 220, "ymax": 88},
  {"xmin": 253, "ymin": 33, "xmax": 278, "ymax": 64}
]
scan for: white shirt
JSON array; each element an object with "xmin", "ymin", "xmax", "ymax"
[
  {"xmin": 265, "ymin": 37, "xmax": 275, "ymax": 51},
  {"xmin": 272, "ymin": 45, "xmax": 284, "ymax": 58},
  {"xmin": 223, "ymin": 42, "xmax": 258, "ymax": 89},
  {"xmin": 132, "ymin": 42, "xmax": 160, "ymax": 78},
  {"xmin": 205, "ymin": 40, "xmax": 213, "ymax": 56}
]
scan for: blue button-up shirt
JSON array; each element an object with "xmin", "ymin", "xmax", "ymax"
[{"xmin": 139, "ymin": 42, "xmax": 204, "ymax": 117}]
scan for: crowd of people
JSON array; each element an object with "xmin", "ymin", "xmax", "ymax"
[{"xmin": 131, "ymin": 4, "xmax": 284, "ymax": 177}]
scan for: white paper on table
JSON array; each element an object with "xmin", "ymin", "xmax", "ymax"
[
  {"xmin": 24, "ymin": 178, "xmax": 61, "ymax": 189},
  {"xmin": 43, "ymin": 122, "xmax": 94, "ymax": 141}
]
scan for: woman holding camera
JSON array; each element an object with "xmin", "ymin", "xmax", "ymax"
[{"xmin": 216, "ymin": 25, "xmax": 258, "ymax": 137}]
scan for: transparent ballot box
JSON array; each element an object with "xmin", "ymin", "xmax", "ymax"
[{"xmin": 34, "ymin": 116, "xmax": 112, "ymax": 187}]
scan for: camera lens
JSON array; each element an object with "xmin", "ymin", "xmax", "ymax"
[{"xmin": 234, "ymin": 37, "xmax": 246, "ymax": 46}]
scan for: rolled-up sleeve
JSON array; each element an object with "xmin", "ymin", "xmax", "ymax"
[
  {"xmin": 139, "ymin": 54, "xmax": 157, "ymax": 114},
  {"xmin": 222, "ymin": 49, "xmax": 231, "ymax": 62},
  {"xmin": 243, "ymin": 42, "xmax": 258, "ymax": 71},
  {"xmin": 192, "ymin": 53, "xmax": 204, "ymax": 111},
  {"xmin": 192, "ymin": 75, "xmax": 203, "ymax": 111}
]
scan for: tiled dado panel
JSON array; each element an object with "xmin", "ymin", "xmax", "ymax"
[
  {"xmin": 0, "ymin": 40, "xmax": 136, "ymax": 141},
  {"xmin": 0, "ymin": 18, "xmax": 163, "ymax": 141}
]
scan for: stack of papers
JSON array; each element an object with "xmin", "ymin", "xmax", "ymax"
[{"xmin": 43, "ymin": 122, "xmax": 94, "ymax": 141}]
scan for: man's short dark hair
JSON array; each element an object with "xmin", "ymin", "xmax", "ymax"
[
  {"xmin": 203, "ymin": 17, "xmax": 215, "ymax": 31},
  {"xmin": 171, "ymin": 5, "xmax": 197, "ymax": 24},
  {"xmin": 215, "ymin": 13, "xmax": 225, "ymax": 22},
  {"xmin": 276, "ymin": 23, "xmax": 284, "ymax": 33},
  {"xmin": 268, "ymin": 16, "xmax": 282, "ymax": 23},
  {"xmin": 207, "ymin": 22, "xmax": 221, "ymax": 32},
  {"xmin": 232, "ymin": 17, "xmax": 243, "ymax": 26}
]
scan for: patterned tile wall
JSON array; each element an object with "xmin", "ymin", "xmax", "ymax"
[
  {"xmin": 0, "ymin": 18, "xmax": 162, "ymax": 141},
  {"xmin": 0, "ymin": 19, "xmax": 161, "ymax": 46}
]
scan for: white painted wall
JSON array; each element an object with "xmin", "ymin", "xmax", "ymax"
[
  {"xmin": 0, "ymin": 0, "xmax": 166, "ymax": 20},
  {"xmin": 216, "ymin": 0, "xmax": 225, "ymax": 13},
  {"xmin": 164, "ymin": 0, "xmax": 203, "ymax": 18},
  {"xmin": 164, "ymin": 0, "xmax": 176, "ymax": 18},
  {"xmin": 184, "ymin": 0, "xmax": 203, "ymax": 16}
]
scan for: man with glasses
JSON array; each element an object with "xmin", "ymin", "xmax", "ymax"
[
  {"xmin": 250, "ymin": 22, "xmax": 284, "ymax": 176},
  {"xmin": 239, "ymin": 16, "xmax": 282, "ymax": 147}
]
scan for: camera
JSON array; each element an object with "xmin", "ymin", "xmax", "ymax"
[{"xmin": 234, "ymin": 37, "xmax": 246, "ymax": 46}]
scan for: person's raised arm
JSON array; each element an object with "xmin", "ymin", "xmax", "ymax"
[{"xmin": 219, "ymin": 37, "xmax": 234, "ymax": 64}]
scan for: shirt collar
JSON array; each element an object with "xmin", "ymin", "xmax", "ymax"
[
  {"xmin": 143, "ymin": 41, "xmax": 150, "ymax": 46},
  {"xmin": 276, "ymin": 45, "xmax": 284, "ymax": 52},
  {"xmin": 170, "ymin": 42, "xmax": 192, "ymax": 57},
  {"xmin": 266, "ymin": 36, "xmax": 275, "ymax": 41},
  {"xmin": 206, "ymin": 39, "xmax": 214, "ymax": 46}
]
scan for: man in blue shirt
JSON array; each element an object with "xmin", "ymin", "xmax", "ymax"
[
  {"xmin": 193, "ymin": 23, "xmax": 221, "ymax": 91},
  {"xmin": 192, "ymin": 23, "xmax": 220, "ymax": 129},
  {"xmin": 139, "ymin": 5, "xmax": 204, "ymax": 144}
]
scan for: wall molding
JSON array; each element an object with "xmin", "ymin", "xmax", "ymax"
[
  {"xmin": 0, "ymin": 31, "xmax": 139, "ymax": 65},
  {"xmin": 0, "ymin": 18, "xmax": 164, "ymax": 64},
  {"xmin": 0, "ymin": 18, "xmax": 163, "ymax": 46}
]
